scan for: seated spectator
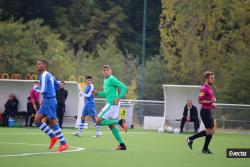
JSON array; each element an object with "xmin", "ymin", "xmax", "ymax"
[
  {"xmin": 2, "ymin": 94, "xmax": 19, "ymax": 126},
  {"xmin": 180, "ymin": 99, "xmax": 199, "ymax": 133},
  {"xmin": 25, "ymin": 97, "xmax": 36, "ymax": 127}
]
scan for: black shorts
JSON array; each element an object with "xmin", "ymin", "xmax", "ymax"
[{"xmin": 200, "ymin": 109, "xmax": 214, "ymax": 129}]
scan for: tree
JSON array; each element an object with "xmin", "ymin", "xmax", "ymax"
[
  {"xmin": 0, "ymin": 19, "xmax": 75, "ymax": 79},
  {"xmin": 143, "ymin": 55, "xmax": 168, "ymax": 100},
  {"xmin": 73, "ymin": 36, "xmax": 138, "ymax": 99},
  {"xmin": 0, "ymin": 0, "xmax": 55, "ymax": 25},
  {"xmin": 121, "ymin": 0, "xmax": 161, "ymax": 58},
  {"xmin": 73, "ymin": 36, "xmax": 125, "ymax": 90},
  {"xmin": 160, "ymin": 0, "xmax": 250, "ymax": 103},
  {"xmin": 53, "ymin": 0, "xmax": 126, "ymax": 53}
]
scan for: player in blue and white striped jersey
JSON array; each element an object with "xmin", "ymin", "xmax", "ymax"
[
  {"xmin": 72, "ymin": 76, "xmax": 102, "ymax": 137},
  {"xmin": 34, "ymin": 59, "xmax": 68, "ymax": 153}
]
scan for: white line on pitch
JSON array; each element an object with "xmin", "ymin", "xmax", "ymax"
[
  {"xmin": 0, "ymin": 131, "xmax": 149, "ymax": 135},
  {"xmin": 0, "ymin": 141, "xmax": 85, "ymax": 158}
]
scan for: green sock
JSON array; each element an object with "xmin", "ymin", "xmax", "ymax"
[
  {"xmin": 111, "ymin": 127, "xmax": 124, "ymax": 144},
  {"xmin": 100, "ymin": 119, "xmax": 119, "ymax": 126}
]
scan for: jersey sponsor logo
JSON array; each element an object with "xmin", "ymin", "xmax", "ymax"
[{"xmin": 199, "ymin": 92, "xmax": 205, "ymax": 97}]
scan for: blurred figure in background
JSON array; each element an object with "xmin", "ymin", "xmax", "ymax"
[
  {"xmin": 2, "ymin": 94, "xmax": 19, "ymax": 126},
  {"xmin": 56, "ymin": 81, "xmax": 68, "ymax": 128},
  {"xmin": 180, "ymin": 99, "xmax": 199, "ymax": 133},
  {"xmin": 25, "ymin": 96, "xmax": 36, "ymax": 127}
]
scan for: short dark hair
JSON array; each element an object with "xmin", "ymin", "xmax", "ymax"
[
  {"xmin": 61, "ymin": 80, "xmax": 65, "ymax": 84},
  {"xmin": 85, "ymin": 75, "xmax": 92, "ymax": 80},
  {"xmin": 204, "ymin": 71, "xmax": 214, "ymax": 79},
  {"xmin": 103, "ymin": 65, "xmax": 111, "ymax": 69},
  {"xmin": 39, "ymin": 59, "xmax": 48, "ymax": 66}
]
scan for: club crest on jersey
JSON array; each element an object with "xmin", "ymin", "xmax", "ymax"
[{"xmin": 199, "ymin": 92, "xmax": 204, "ymax": 97}]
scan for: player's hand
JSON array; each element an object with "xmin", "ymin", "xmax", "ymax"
[
  {"xmin": 113, "ymin": 98, "xmax": 120, "ymax": 105},
  {"xmin": 92, "ymin": 90, "xmax": 97, "ymax": 95}
]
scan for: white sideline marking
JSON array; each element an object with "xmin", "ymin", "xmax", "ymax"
[
  {"xmin": 0, "ymin": 141, "xmax": 85, "ymax": 158},
  {"xmin": 0, "ymin": 131, "xmax": 149, "ymax": 136}
]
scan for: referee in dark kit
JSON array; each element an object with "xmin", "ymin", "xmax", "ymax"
[{"xmin": 186, "ymin": 71, "xmax": 216, "ymax": 154}]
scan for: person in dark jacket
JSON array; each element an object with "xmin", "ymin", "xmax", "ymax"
[
  {"xmin": 2, "ymin": 94, "xmax": 19, "ymax": 126},
  {"xmin": 25, "ymin": 96, "xmax": 36, "ymax": 127},
  {"xmin": 180, "ymin": 99, "xmax": 199, "ymax": 133},
  {"xmin": 56, "ymin": 81, "xmax": 68, "ymax": 128}
]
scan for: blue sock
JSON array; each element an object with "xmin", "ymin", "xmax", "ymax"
[
  {"xmin": 51, "ymin": 124, "xmax": 66, "ymax": 145},
  {"xmin": 91, "ymin": 116, "xmax": 101, "ymax": 133},
  {"xmin": 91, "ymin": 116, "xmax": 96, "ymax": 125},
  {"xmin": 78, "ymin": 119, "xmax": 85, "ymax": 133},
  {"xmin": 36, "ymin": 122, "xmax": 55, "ymax": 139},
  {"xmin": 95, "ymin": 125, "xmax": 101, "ymax": 134}
]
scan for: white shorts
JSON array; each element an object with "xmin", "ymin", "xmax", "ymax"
[{"xmin": 98, "ymin": 103, "xmax": 120, "ymax": 120}]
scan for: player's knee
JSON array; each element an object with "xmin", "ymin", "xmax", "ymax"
[
  {"xmin": 34, "ymin": 118, "xmax": 40, "ymax": 124},
  {"xmin": 109, "ymin": 125, "xmax": 114, "ymax": 129},
  {"xmin": 90, "ymin": 115, "xmax": 96, "ymax": 121},
  {"xmin": 49, "ymin": 119, "xmax": 57, "ymax": 126},
  {"xmin": 96, "ymin": 117, "xmax": 101, "ymax": 125},
  {"xmin": 206, "ymin": 129, "xmax": 213, "ymax": 135}
]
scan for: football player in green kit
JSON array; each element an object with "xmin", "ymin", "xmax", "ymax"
[{"xmin": 94, "ymin": 65, "xmax": 128, "ymax": 150}]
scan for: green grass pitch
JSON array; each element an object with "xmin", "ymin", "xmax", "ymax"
[{"xmin": 0, "ymin": 127, "xmax": 249, "ymax": 167}]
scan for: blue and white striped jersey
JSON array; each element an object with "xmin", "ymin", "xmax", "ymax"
[
  {"xmin": 82, "ymin": 84, "xmax": 94, "ymax": 103},
  {"xmin": 34, "ymin": 71, "xmax": 60, "ymax": 98}
]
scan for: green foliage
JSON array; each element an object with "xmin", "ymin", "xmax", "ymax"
[
  {"xmin": 143, "ymin": 55, "xmax": 168, "ymax": 100},
  {"xmin": 1, "ymin": 0, "xmax": 249, "ymax": 103},
  {"xmin": 0, "ymin": 0, "xmax": 161, "ymax": 58},
  {"xmin": 160, "ymin": 0, "xmax": 250, "ymax": 103},
  {"xmin": 0, "ymin": 0, "xmax": 55, "ymax": 25},
  {"xmin": 73, "ymin": 36, "xmax": 139, "ymax": 99},
  {"xmin": 221, "ymin": 55, "xmax": 250, "ymax": 104},
  {"xmin": 126, "ymin": 80, "xmax": 138, "ymax": 99},
  {"xmin": 0, "ymin": 19, "xmax": 43, "ymax": 74},
  {"xmin": 122, "ymin": 0, "xmax": 161, "ymax": 57},
  {"xmin": 0, "ymin": 0, "xmax": 161, "ymax": 100},
  {"xmin": 74, "ymin": 36, "xmax": 124, "ymax": 89},
  {"xmin": 53, "ymin": 0, "xmax": 126, "ymax": 53},
  {"xmin": 0, "ymin": 19, "xmax": 75, "ymax": 79}
]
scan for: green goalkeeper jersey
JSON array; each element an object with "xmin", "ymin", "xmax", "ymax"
[{"xmin": 97, "ymin": 75, "xmax": 128, "ymax": 104}]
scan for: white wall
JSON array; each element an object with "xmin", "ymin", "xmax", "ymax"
[{"xmin": 0, "ymin": 79, "xmax": 81, "ymax": 127}]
